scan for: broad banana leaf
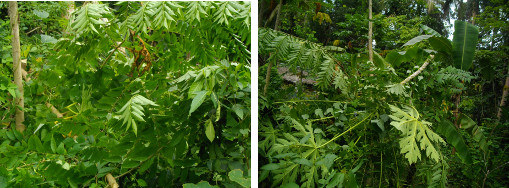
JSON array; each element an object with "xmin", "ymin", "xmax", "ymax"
[
  {"xmin": 436, "ymin": 120, "xmax": 472, "ymax": 164},
  {"xmin": 421, "ymin": 24, "xmax": 442, "ymax": 37},
  {"xmin": 403, "ymin": 35, "xmax": 433, "ymax": 47},
  {"xmin": 429, "ymin": 36, "xmax": 452, "ymax": 54},
  {"xmin": 452, "ymin": 20, "xmax": 479, "ymax": 70}
]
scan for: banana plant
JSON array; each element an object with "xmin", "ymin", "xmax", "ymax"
[{"xmin": 388, "ymin": 20, "xmax": 479, "ymax": 70}]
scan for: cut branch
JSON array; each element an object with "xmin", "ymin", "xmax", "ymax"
[
  {"xmin": 400, "ymin": 55, "xmax": 434, "ymax": 85},
  {"xmin": 46, "ymin": 103, "xmax": 63, "ymax": 118},
  {"xmin": 105, "ymin": 173, "xmax": 119, "ymax": 188}
]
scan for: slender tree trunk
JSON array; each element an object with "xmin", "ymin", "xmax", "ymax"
[
  {"xmin": 471, "ymin": 0, "xmax": 476, "ymax": 24},
  {"xmin": 368, "ymin": 0, "xmax": 373, "ymax": 62},
  {"xmin": 263, "ymin": 0, "xmax": 282, "ymax": 96},
  {"xmin": 9, "ymin": 1, "xmax": 25, "ymax": 132},
  {"xmin": 64, "ymin": 1, "xmax": 75, "ymax": 20},
  {"xmin": 274, "ymin": 0, "xmax": 282, "ymax": 32},
  {"xmin": 259, "ymin": 0, "xmax": 265, "ymax": 26},
  {"xmin": 497, "ymin": 70, "xmax": 509, "ymax": 120}
]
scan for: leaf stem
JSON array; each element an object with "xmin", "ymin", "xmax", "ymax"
[
  {"xmin": 100, "ymin": 39, "xmax": 126, "ymax": 69},
  {"xmin": 273, "ymin": 100, "xmax": 350, "ymax": 104},
  {"xmin": 308, "ymin": 116, "xmax": 335, "ymax": 123},
  {"xmin": 317, "ymin": 112, "xmax": 373, "ymax": 148},
  {"xmin": 115, "ymin": 147, "xmax": 163, "ymax": 179}
]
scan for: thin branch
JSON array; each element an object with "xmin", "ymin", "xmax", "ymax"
[
  {"xmin": 26, "ymin": 26, "xmax": 40, "ymax": 35},
  {"xmin": 273, "ymin": 99, "xmax": 350, "ymax": 104},
  {"xmin": 309, "ymin": 116, "xmax": 335, "ymax": 123},
  {"xmin": 46, "ymin": 103, "xmax": 63, "ymax": 118},
  {"xmin": 114, "ymin": 147, "xmax": 162, "ymax": 179},
  {"xmin": 318, "ymin": 113, "xmax": 373, "ymax": 148},
  {"xmin": 100, "ymin": 39, "xmax": 126, "ymax": 69}
]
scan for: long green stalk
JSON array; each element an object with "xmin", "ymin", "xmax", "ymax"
[{"xmin": 317, "ymin": 112, "xmax": 373, "ymax": 148}]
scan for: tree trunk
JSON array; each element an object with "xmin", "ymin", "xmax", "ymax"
[
  {"xmin": 259, "ymin": 0, "xmax": 265, "ymax": 26},
  {"xmin": 368, "ymin": 0, "xmax": 373, "ymax": 63},
  {"xmin": 471, "ymin": 0, "xmax": 476, "ymax": 24},
  {"xmin": 274, "ymin": 0, "xmax": 282, "ymax": 31},
  {"xmin": 263, "ymin": 0, "xmax": 283, "ymax": 96},
  {"xmin": 9, "ymin": 1, "xmax": 24, "ymax": 132},
  {"xmin": 64, "ymin": 1, "xmax": 75, "ymax": 20},
  {"xmin": 497, "ymin": 70, "xmax": 509, "ymax": 120}
]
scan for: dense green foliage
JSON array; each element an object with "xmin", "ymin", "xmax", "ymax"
[
  {"xmin": 259, "ymin": 0, "xmax": 509, "ymax": 187},
  {"xmin": 1, "ymin": 1, "xmax": 250, "ymax": 187}
]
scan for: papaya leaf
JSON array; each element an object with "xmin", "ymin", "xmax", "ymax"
[
  {"xmin": 389, "ymin": 104, "xmax": 445, "ymax": 164},
  {"xmin": 385, "ymin": 83, "xmax": 407, "ymax": 96}
]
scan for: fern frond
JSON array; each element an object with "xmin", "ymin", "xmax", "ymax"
[
  {"xmin": 316, "ymin": 56, "xmax": 336, "ymax": 89},
  {"xmin": 259, "ymin": 28, "xmax": 346, "ymax": 89},
  {"xmin": 117, "ymin": 95, "xmax": 158, "ymax": 136},
  {"xmin": 389, "ymin": 104, "xmax": 445, "ymax": 164},
  {"xmin": 333, "ymin": 69, "xmax": 350, "ymax": 97},
  {"xmin": 436, "ymin": 66, "xmax": 476, "ymax": 84}
]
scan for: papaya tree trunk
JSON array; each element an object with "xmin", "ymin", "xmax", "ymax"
[
  {"xmin": 368, "ymin": 0, "xmax": 373, "ymax": 62},
  {"xmin": 263, "ymin": 0, "xmax": 282, "ymax": 96},
  {"xmin": 9, "ymin": 1, "xmax": 25, "ymax": 132}
]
